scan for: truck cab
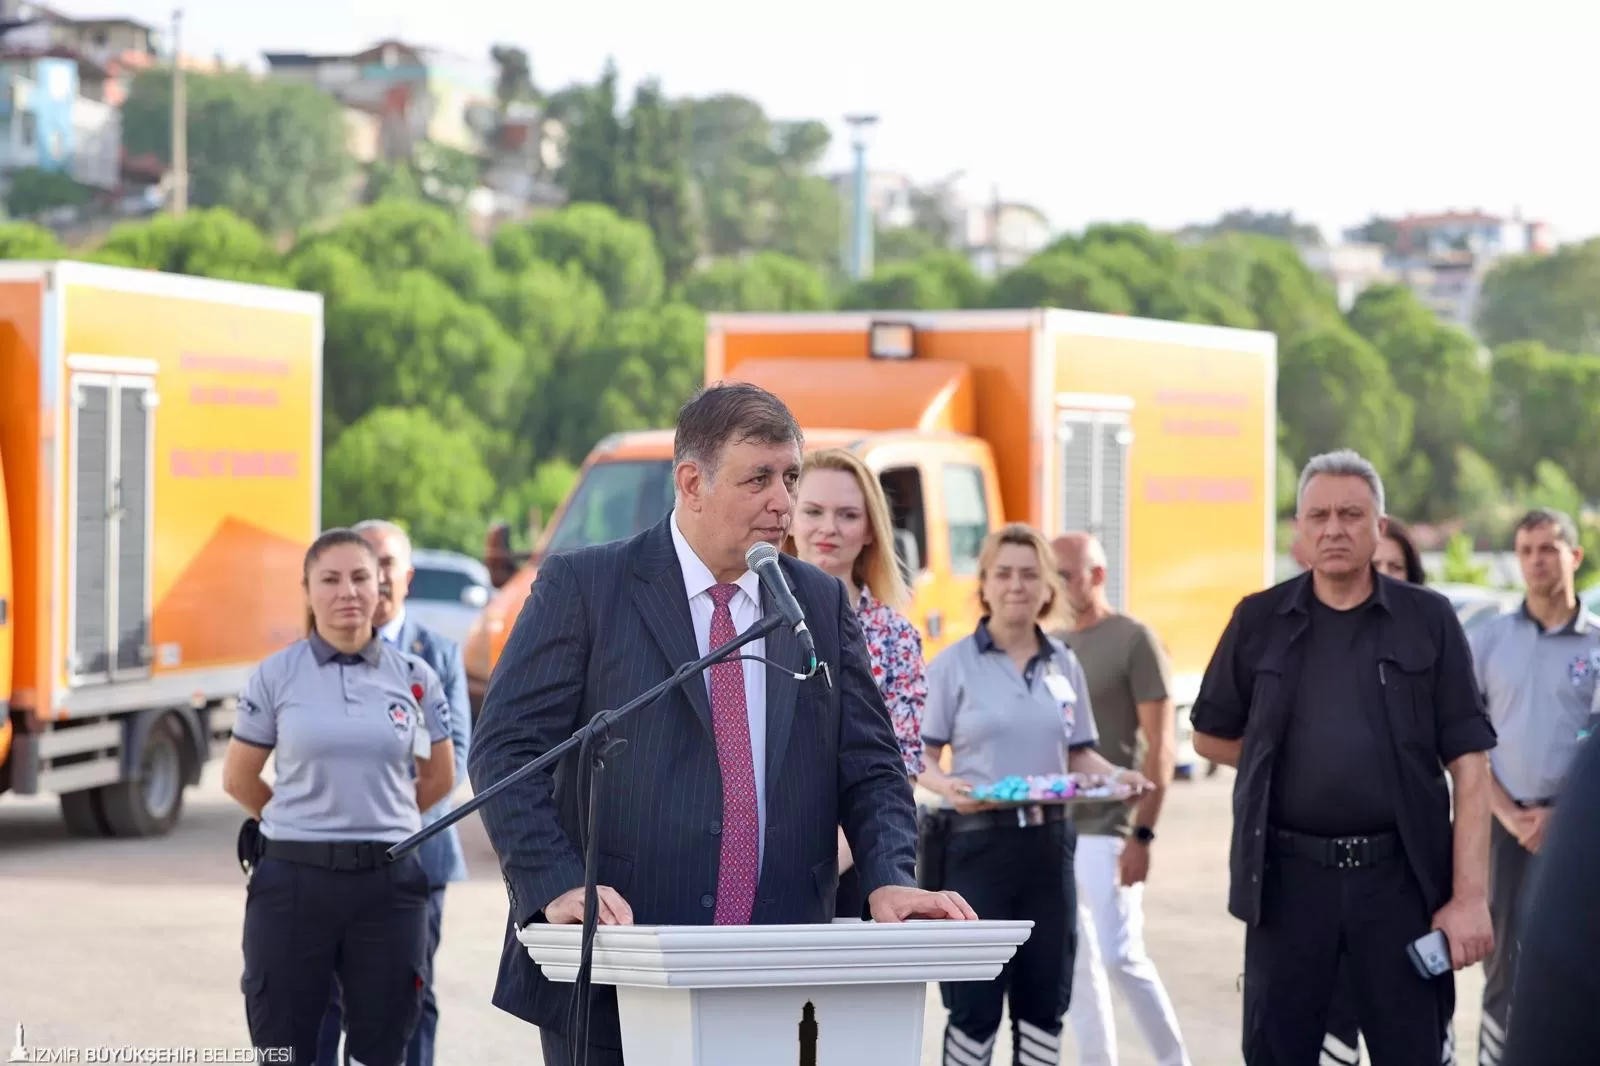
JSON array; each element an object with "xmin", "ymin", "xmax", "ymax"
[
  {"xmin": 0, "ymin": 451, "xmax": 13, "ymax": 786},
  {"xmin": 463, "ymin": 426, "xmax": 1006, "ymax": 712}
]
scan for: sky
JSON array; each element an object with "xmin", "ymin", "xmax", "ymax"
[{"xmin": 53, "ymin": 0, "xmax": 1600, "ymax": 243}]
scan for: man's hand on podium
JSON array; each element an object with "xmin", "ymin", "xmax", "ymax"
[
  {"xmin": 546, "ymin": 885, "xmax": 635, "ymax": 925},
  {"xmin": 867, "ymin": 885, "xmax": 979, "ymax": 922}
]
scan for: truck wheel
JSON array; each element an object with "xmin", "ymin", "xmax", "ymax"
[
  {"xmin": 60, "ymin": 788, "xmax": 112, "ymax": 837},
  {"xmin": 100, "ymin": 713, "xmax": 187, "ymax": 838}
]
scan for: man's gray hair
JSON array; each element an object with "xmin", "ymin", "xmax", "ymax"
[
  {"xmin": 1296, "ymin": 449, "xmax": 1386, "ymax": 516},
  {"xmin": 351, "ymin": 518, "xmax": 413, "ymax": 564}
]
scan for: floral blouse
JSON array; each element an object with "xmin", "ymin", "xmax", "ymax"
[{"xmin": 856, "ymin": 586, "xmax": 928, "ymax": 777}]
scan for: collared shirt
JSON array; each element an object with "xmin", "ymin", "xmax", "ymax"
[
  {"xmin": 922, "ymin": 619, "xmax": 1099, "ymax": 805},
  {"xmin": 669, "ymin": 509, "xmax": 767, "ymax": 870},
  {"xmin": 1469, "ymin": 601, "xmax": 1600, "ymax": 804},
  {"xmin": 378, "ymin": 608, "xmax": 406, "ymax": 646},
  {"xmin": 233, "ymin": 631, "xmax": 452, "ymax": 844},
  {"xmin": 1191, "ymin": 570, "xmax": 1497, "ymax": 925},
  {"xmin": 855, "ymin": 585, "xmax": 927, "ymax": 778}
]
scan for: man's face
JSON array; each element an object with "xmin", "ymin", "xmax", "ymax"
[
  {"xmin": 1515, "ymin": 521, "xmax": 1582, "ymax": 598},
  {"xmin": 677, "ymin": 437, "xmax": 802, "ymax": 574},
  {"xmin": 1296, "ymin": 474, "xmax": 1384, "ymax": 579},
  {"xmin": 1051, "ymin": 538, "xmax": 1100, "ymax": 617},
  {"xmin": 361, "ymin": 528, "xmax": 413, "ymax": 627}
]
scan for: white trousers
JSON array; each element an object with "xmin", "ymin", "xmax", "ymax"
[{"xmin": 1066, "ymin": 833, "xmax": 1191, "ymax": 1066}]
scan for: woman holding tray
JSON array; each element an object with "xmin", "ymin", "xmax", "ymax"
[
  {"xmin": 784, "ymin": 447, "xmax": 928, "ymax": 919},
  {"xmin": 918, "ymin": 522, "xmax": 1151, "ymax": 1066}
]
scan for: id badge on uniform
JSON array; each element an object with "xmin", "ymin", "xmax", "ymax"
[
  {"xmin": 1044, "ymin": 670, "xmax": 1076, "ymax": 704},
  {"xmin": 411, "ymin": 706, "xmax": 433, "ymax": 760}
]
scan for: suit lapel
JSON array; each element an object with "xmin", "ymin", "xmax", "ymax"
[
  {"xmin": 763, "ymin": 567, "xmax": 801, "ymax": 795},
  {"xmin": 633, "ymin": 520, "xmax": 714, "ymax": 737}
]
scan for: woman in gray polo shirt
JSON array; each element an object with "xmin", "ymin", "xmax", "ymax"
[
  {"xmin": 919, "ymin": 523, "xmax": 1149, "ymax": 1066},
  {"xmin": 220, "ymin": 528, "xmax": 455, "ymax": 1066}
]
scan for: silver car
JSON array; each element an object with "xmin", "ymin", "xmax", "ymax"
[{"xmin": 402, "ymin": 548, "xmax": 494, "ymax": 649}]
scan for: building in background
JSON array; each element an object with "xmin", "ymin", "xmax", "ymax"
[
  {"xmin": 0, "ymin": 54, "xmax": 119, "ymax": 191},
  {"xmin": 263, "ymin": 39, "xmax": 485, "ymax": 162},
  {"xmin": 1300, "ymin": 241, "xmax": 1393, "ymax": 311}
]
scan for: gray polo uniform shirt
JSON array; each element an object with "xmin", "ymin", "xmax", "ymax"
[
  {"xmin": 233, "ymin": 632, "xmax": 453, "ymax": 843},
  {"xmin": 1469, "ymin": 603, "xmax": 1600, "ymax": 804},
  {"xmin": 922, "ymin": 622, "xmax": 1099, "ymax": 806}
]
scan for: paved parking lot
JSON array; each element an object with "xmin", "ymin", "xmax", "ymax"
[{"xmin": 0, "ymin": 767, "xmax": 1485, "ymax": 1063}]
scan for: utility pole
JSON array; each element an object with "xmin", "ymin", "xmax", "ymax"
[
  {"xmin": 843, "ymin": 114, "xmax": 878, "ymax": 280},
  {"xmin": 169, "ymin": 8, "xmax": 187, "ymax": 216}
]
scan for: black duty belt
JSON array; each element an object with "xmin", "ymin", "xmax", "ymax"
[
  {"xmin": 1269, "ymin": 828, "xmax": 1400, "ymax": 869},
  {"xmin": 260, "ymin": 838, "xmax": 394, "ymax": 871},
  {"xmin": 950, "ymin": 804, "xmax": 1070, "ymax": 834}
]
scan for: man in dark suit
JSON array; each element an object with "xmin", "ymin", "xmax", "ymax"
[
  {"xmin": 470, "ymin": 382, "xmax": 977, "ymax": 1066},
  {"xmin": 315, "ymin": 519, "xmax": 473, "ymax": 1066}
]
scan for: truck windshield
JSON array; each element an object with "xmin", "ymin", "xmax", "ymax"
[{"xmin": 545, "ymin": 459, "xmax": 676, "ymax": 552}]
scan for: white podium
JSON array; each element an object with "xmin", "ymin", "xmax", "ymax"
[{"xmin": 519, "ymin": 918, "xmax": 1033, "ymax": 1066}]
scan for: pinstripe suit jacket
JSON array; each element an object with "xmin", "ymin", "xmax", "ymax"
[{"xmin": 467, "ymin": 517, "xmax": 919, "ymax": 1047}]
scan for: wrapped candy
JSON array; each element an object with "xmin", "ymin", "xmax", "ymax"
[{"xmin": 968, "ymin": 772, "xmax": 1127, "ymax": 802}]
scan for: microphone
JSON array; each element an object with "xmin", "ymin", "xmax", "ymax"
[{"xmin": 746, "ymin": 541, "xmax": 817, "ymax": 671}]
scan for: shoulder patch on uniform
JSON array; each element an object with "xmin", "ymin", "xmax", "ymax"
[
  {"xmin": 411, "ymin": 638, "xmax": 425, "ymax": 654},
  {"xmin": 239, "ymin": 696, "xmax": 261, "ymax": 716}
]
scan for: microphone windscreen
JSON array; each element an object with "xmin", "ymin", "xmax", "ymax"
[{"xmin": 746, "ymin": 541, "xmax": 780, "ymax": 567}]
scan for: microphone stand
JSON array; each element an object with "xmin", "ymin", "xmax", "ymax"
[{"xmin": 386, "ymin": 609, "xmax": 799, "ymax": 1066}]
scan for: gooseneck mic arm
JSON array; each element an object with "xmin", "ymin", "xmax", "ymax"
[{"xmin": 745, "ymin": 541, "xmax": 817, "ymax": 673}]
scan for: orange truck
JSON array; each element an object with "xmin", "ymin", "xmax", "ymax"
[
  {"xmin": 0, "ymin": 260, "xmax": 322, "ymax": 836},
  {"xmin": 465, "ymin": 309, "xmax": 1277, "ymax": 772}
]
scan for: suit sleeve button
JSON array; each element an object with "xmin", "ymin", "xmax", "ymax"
[
  {"xmin": 710, "ymin": 822, "xmax": 722, "ymax": 835},
  {"xmin": 700, "ymin": 893, "xmax": 715, "ymax": 908}
]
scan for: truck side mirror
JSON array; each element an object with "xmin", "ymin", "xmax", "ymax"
[
  {"xmin": 461, "ymin": 584, "xmax": 490, "ymax": 609},
  {"xmin": 893, "ymin": 529, "xmax": 921, "ymax": 581}
]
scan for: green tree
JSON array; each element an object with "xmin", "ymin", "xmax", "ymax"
[
  {"xmin": 120, "ymin": 69, "xmax": 352, "ymax": 234},
  {"xmin": 1277, "ymin": 324, "xmax": 1414, "ymax": 479},
  {"xmin": 322, "ymin": 407, "xmax": 497, "ymax": 554},
  {"xmin": 87, "ymin": 208, "xmax": 287, "ymax": 285},
  {"xmin": 1183, "ymin": 232, "xmax": 1340, "ymax": 340},
  {"xmin": 492, "ymin": 202, "xmax": 664, "ymax": 310},
  {"xmin": 4, "ymin": 167, "xmax": 93, "ymax": 218},
  {"xmin": 1347, "ymin": 284, "xmax": 1489, "ymax": 519},
  {"xmin": 1477, "ymin": 239, "xmax": 1600, "ymax": 354},
  {"xmin": 362, "ymin": 142, "xmax": 482, "ymax": 216},
  {"xmin": 680, "ymin": 253, "xmax": 831, "ymax": 312},
  {"xmin": 549, "ymin": 303, "xmax": 704, "ymax": 459},
  {"xmin": 557, "ymin": 59, "xmax": 626, "ymax": 207},
  {"xmin": 987, "ymin": 253, "xmax": 1133, "ymax": 313},
  {"xmin": 300, "ymin": 198, "xmax": 500, "ymax": 303},
  {"xmin": 619, "ymin": 81, "xmax": 700, "ymax": 285},
  {"xmin": 1485, "ymin": 342, "xmax": 1600, "ymax": 497},
  {"xmin": 0, "ymin": 221, "xmax": 66, "ymax": 258},
  {"xmin": 320, "ymin": 270, "xmax": 524, "ymax": 451},
  {"xmin": 874, "ymin": 226, "xmax": 941, "ymax": 265}
]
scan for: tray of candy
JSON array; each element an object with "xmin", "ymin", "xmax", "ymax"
[{"xmin": 964, "ymin": 773, "xmax": 1142, "ymax": 805}]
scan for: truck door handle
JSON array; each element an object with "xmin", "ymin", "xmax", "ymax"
[{"xmin": 926, "ymin": 611, "xmax": 943, "ymax": 639}]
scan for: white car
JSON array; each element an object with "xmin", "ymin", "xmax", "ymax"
[{"xmin": 402, "ymin": 548, "xmax": 494, "ymax": 649}]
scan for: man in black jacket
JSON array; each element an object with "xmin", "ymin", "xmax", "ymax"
[{"xmin": 1192, "ymin": 448, "xmax": 1497, "ymax": 1065}]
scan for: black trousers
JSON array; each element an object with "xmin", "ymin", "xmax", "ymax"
[
  {"xmin": 1322, "ymin": 962, "xmax": 1364, "ymax": 1064},
  {"xmin": 1481, "ymin": 818, "xmax": 1538, "ymax": 1062},
  {"xmin": 1242, "ymin": 840, "xmax": 1454, "ymax": 1066},
  {"xmin": 938, "ymin": 817, "xmax": 1077, "ymax": 1066},
  {"xmin": 241, "ymin": 850, "xmax": 430, "ymax": 1066},
  {"xmin": 540, "ymin": 1027, "xmax": 626, "ymax": 1066}
]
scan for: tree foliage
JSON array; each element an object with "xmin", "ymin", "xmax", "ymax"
[{"xmin": 120, "ymin": 69, "xmax": 351, "ymax": 234}]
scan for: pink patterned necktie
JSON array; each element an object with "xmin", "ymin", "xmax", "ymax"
[{"xmin": 707, "ymin": 583, "xmax": 759, "ymax": 925}]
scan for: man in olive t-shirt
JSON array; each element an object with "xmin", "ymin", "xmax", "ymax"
[{"xmin": 1053, "ymin": 533, "xmax": 1191, "ymax": 1066}]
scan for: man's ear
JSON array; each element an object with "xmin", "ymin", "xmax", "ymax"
[
  {"xmin": 405, "ymin": 566, "xmax": 416, "ymax": 593},
  {"xmin": 674, "ymin": 460, "xmax": 702, "ymax": 510}
]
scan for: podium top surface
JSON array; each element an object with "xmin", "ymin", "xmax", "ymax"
[{"xmin": 518, "ymin": 918, "xmax": 1035, "ymax": 989}]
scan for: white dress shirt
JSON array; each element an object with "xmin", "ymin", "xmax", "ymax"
[{"xmin": 670, "ymin": 509, "xmax": 767, "ymax": 872}]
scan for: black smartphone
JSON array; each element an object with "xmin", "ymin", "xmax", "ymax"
[{"xmin": 1407, "ymin": 929, "xmax": 1452, "ymax": 978}]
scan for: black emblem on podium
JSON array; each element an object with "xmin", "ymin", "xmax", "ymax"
[{"xmin": 799, "ymin": 1000, "xmax": 817, "ymax": 1066}]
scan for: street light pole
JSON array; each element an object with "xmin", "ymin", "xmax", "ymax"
[
  {"xmin": 844, "ymin": 113, "xmax": 878, "ymax": 280},
  {"xmin": 169, "ymin": 8, "xmax": 187, "ymax": 216}
]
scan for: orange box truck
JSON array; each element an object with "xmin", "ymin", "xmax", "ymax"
[
  {"xmin": 0, "ymin": 260, "xmax": 322, "ymax": 836},
  {"xmin": 464, "ymin": 309, "xmax": 1277, "ymax": 773}
]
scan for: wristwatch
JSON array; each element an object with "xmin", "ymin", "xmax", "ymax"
[{"xmin": 1132, "ymin": 826, "xmax": 1156, "ymax": 845}]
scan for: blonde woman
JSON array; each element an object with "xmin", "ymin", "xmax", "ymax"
[
  {"xmin": 785, "ymin": 447, "xmax": 927, "ymax": 918},
  {"xmin": 919, "ymin": 523, "xmax": 1150, "ymax": 1066}
]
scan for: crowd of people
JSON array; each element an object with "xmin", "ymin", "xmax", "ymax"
[{"xmin": 213, "ymin": 381, "xmax": 1594, "ymax": 1066}]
